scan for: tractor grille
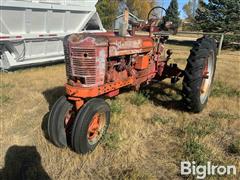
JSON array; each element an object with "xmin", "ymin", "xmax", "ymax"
[
  {"xmin": 66, "ymin": 46, "xmax": 97, "ymax": 86},
  {"xmin": 64, "ymin": 44, "xmax": 72, "ymax": 77}
]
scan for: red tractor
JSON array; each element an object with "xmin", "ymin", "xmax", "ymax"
[{"xmin": 48, "ymin": 7, "xmax": 217, "ymax": 154}]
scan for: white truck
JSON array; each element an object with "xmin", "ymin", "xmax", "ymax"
[{"xmin": 0, "ymin": 0, "xmax": 105, "ymax": 70}]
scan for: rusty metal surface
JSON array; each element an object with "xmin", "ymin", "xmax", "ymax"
[
  {"xmin": 66, "ymin": 33, "xmax": 109, "ymax": 87},
  {"xmin": 65, "ymin": 77, "xmax": 135, "ymax": 98},
  {"xmin": 65, "ymin": 32, "xmax": 155, "ymax": 87},
  {"xmin": 64, "ymin": 30, "xmax": 174, "ymax": 91},
  {"xmin": 67, "ymin": 32, "xmax": 154, "ymax": 57},
  {"xmin": 108, "ymin": 36, "xmax": 153, "ymax": 57}
]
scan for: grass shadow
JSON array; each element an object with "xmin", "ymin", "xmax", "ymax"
[
  {"xmin": 41, "ymin": 112, "xmax": 50, "ymax": 141},
  {"xmin": 42, "ymin": 86, "xmax": 65, "ymax": 109},
  {"xmin": 140, "ymin": 81, "xmax": 186, "ymax": 111},
  {"xmin": 121, "ymin": 81, "xmax": 186, "ymax": 111},
  {"xmin": 41, "ymin": 86, "xmax": 65, "ymax": 143},
  {"xmin": 0, "ymin": 145, "xmax": 51, "ymax": 180}
]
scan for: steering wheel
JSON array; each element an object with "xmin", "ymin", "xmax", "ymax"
[{"xmin": 147, "ymin": 6, "xmax": 166, "ymax": 22}]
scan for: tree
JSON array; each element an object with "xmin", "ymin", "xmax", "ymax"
[
  {"xmin": 126, "ymin": 0, "xmax": 155, "ymax": 20},
  {"xmin": 183, "ymin": 0, "xmax": 205, "ymax": 21},
  {"xmin": 97, "ymin": 0, "xmax": 156, "ymax": 29},
  {"xmin": 96, "ymin": 0, "xmax": 119, "ymax": 30},
  {"xmin": 182, "ymin": 0, "xmax": 204, "ymax": 30},
  {"xmin": 195, "ymin": 0, "xmax": 240, "ymax": 33},
  {"xmin": 183, "ymin": 0, "xmax": 194, "ymax": 21},
  {"xmin": 164, "ymin": 0, "xmax": 180, "ymax": 28}
]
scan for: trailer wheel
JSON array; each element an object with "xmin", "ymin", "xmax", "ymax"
[
  {"xmin": 182, "ymin": 37, "xmax": 217, "ymax": 113},
  {"xmin": 48, "ymin": 96, "xmax": 74, "ymax": 147},
  {"xmin": 71, "ymin": 98, "xmax": 110, "ymax": 154}
]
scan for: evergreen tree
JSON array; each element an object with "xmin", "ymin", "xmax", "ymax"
[
  {"xmin": 164, "ymin": 0, "xmax": 180, "ymax": 28},
  {"xmin": 195, "ymin": 0, "xmax": 240, "ymax": 33},
  {"xmin": 96, "ymin": 0, "xmax": 119, "ymax": 30}
]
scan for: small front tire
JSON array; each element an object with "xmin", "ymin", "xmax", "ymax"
[
  {"xmin": 48, "ymin": 96, "xmax": 74, "ymax": 147},
  {"xmin": 71, "ymin": 98, "xmax": 110, "ymax": 154}
]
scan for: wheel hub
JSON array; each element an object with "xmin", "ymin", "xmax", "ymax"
[
  {"xmin": 201, "ymin": 63, "xmax": 209, "ymax": 94},
  {"xmin": 200, "ymin": 53, "xmax": 214, "ymax": 104},
  {"xmin": 87, "ymin": 113, "xmax": 106, "ymax": 145}
]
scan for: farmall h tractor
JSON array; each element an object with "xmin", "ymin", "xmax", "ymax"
[{"xmin": 48, "ymin": 7, "xmax": 217, "ymax": 154}]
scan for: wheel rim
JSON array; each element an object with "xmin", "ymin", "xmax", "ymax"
[
  {"xmin": 87, "ymin": 112, "xmax": 106, "ymax": 145},
  {"xmin": 200, "ymin": 52, "xmax": 214, "ymax": 104}
]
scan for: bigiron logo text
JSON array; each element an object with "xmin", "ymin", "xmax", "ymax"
[{"xmin": 181, "ymin": 161, "xmax": 236, "ymax": 179}]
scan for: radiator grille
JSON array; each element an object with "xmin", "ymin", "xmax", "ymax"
[
  {"xmin": 66, "ymin": 46, "xmax": 97, "ymax": 86},
  {"xmin": 64, "ymin": 42, "xmax": 72, "ymax": 77}
]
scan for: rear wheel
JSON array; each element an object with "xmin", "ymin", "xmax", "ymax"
[
  {"xmin": 48, "ymin": 96, "xmax": 75, "ymax": 147},
  {"xmin": 71, "ymin": 98, "xmax": 110, "ymax": 154},
  {"xmin": 182, "ymin": 37, "xmax": 217, "ymax": 112}
]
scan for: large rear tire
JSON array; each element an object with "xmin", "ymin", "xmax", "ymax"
[
  {"xmin": 182, "ymin": 37, "xmax": 217, "ymax": 113},
  {"xmin": 48, "ymin": 96, "xmax": 74, "ymax": 147},
  {"xmin": 71, "ymin": 98, "xmax": 110, "ymax": 154}
]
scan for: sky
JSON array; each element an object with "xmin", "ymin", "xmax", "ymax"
[{"xmin": 156, "ymin": 0, "xmax": 190, "ymax": 18}]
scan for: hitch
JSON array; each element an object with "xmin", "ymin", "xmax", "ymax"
[{"xmin": 161, "ymin": 63, "xmax": 184, "ymax": 84}]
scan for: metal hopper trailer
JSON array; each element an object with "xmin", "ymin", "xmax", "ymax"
[{"xmin": 0, "ymin": 0, "xmax": 105, "ymax": 70}]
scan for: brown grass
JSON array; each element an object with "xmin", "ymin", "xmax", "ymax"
[{"xmin": 0, "ymin": 37, "xmax": 239, "ymax": 179}]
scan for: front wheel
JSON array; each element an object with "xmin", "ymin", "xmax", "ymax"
[
  {"xmin": 48, "ymin": 96, "xmax": 75, "ymax": 147},
  {"xmin": 182, "ymin": 37, "xmax": 217, "ymax": 113},
  {"xmin": 71, "ymin": 98, "xmax": 110, "ymax": 154}
]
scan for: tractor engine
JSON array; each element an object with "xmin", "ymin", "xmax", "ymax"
[{"xmin": 64, "ymin": 32, "xmax": 160, "ymax": 89}]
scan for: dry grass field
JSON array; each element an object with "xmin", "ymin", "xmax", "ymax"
[{"xmin": 0, "ymin": 37, "xmax": 239, "ymax": 179}]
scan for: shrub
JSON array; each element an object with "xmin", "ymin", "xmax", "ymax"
[{"xmin": 222, "ymin": 35, "xmax": 240, "ymax": 50}]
